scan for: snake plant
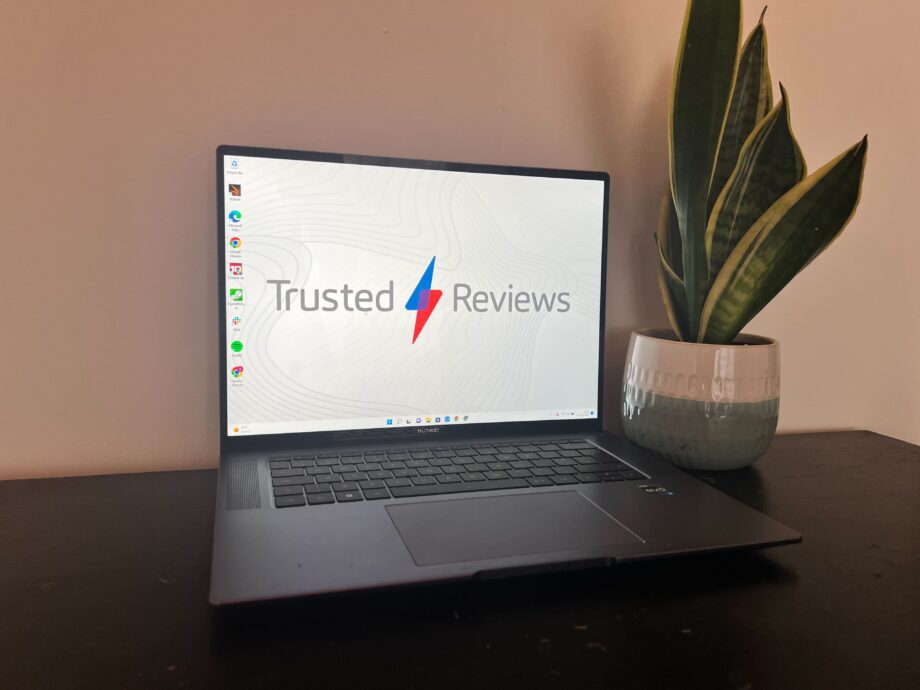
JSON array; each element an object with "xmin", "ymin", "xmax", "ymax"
[{"xmin": 657, "ymin": 1, "xmax": 868, "ymax": 344}]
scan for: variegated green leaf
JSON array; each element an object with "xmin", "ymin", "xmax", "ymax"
[
  {"xmin": 670, "ymin": 0, "xmax": 741, "ymax": 340},
  {"xmin": 705, "ymin": 84, "xmax": 805, "ymax": 280},
  {"xmin": 658, "ymin": 192, "xmax": 683, "ymax": 279},
  {"xmin": 699, "ymin": 136, "xmax": 868, "ymax": 343},
  {"xmin": 708, "ymin": 8, "xmax": 773, "ymax": 213},
  {"xmin": 656, "ymin": 233, "xmax": 689, "ymax": 340}
]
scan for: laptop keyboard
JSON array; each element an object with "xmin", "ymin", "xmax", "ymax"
[{"xmin": 267, "ymin": 440, "xmax": 647, "ymax": 508}]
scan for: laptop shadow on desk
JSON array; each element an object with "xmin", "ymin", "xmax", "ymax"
[{"xmin": 210, "ymin": 549, "xmax": 797, "ymax": 654}]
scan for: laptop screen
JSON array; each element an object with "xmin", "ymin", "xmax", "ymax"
[{"xmin": 221, "ymin": 150, "xmax": 606, "ymax": 437}]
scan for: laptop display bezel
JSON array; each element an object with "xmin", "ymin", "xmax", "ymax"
[{"xmin": 217, "ymin": 144, "xmax": 609, "ymax": 453}]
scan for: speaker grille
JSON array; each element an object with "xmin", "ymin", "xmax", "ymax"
[{"xmin": 226, "ymin": 457, "xmax": 261, "ymax": 510}]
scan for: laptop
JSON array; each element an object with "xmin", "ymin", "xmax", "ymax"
[{"xmin": 209, "ymin": 145, "xmax": 800, "ymax": 605}]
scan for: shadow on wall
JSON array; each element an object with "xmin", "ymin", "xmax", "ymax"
[{"xmin": 579, "ymin": 25, "xmax": 673, "ymax": 433}]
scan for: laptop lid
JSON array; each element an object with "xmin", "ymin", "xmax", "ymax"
[{"xmin": 217, "ymin": 146, "xmax": 609, "ymax": 453}]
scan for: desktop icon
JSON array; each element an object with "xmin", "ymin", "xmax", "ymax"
[
  {"xmin": 425, "ymin": 417, "xmax": 432, "ymax": 423},
  {"xmin": 386, "ymin": 418, "xmax": 393, "ymax": 425},
  {"xmin": 228, "ymin": 210, "xmax": 242, "ymax": 223},
  {"xmin": 231, "ymin": 315, "xmax": 242, "ymax": 328},
  {"xmin": 229, "ymin": 288, "xmax": 244, "ymax": 302},
  {"xmin": 228, "ymin": 262, "xmax": 243, "ymax": 277},
  {"xmin": 228, "ymin": 236, "xmax": 242, "ymax": 249},
  {"xmin": 228, "ymin": 184, "xmax": 241, "ymax": 196},
  {"xmin": 230, "ymin": 365, "xmax": 244, "ymax": 378},
  {"xmin": 463, "ymin": 415, "xmax": 469, "ymax": 421},
  {"xmin": 435, "ymin": 417, "xmax": 440, "ymax": 423},
  {"xmin": 416, "ymin": 417, "xmax": 422, "ymax": 424},
  {"xmin": 230, "ymin": 340, "xmax": 243, "ymax": 353},
  {"xmin": 230, "ymin": 160, "xmax": 239, "ymax": 168},
  {"xmin": 444, "ymin": 416, "xmax": 451, "ymax": 422},
  {"xmin": 396, "ymin": 419, "xmax": 402, "ymax": 425}
]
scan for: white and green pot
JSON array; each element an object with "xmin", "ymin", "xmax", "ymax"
[{"xmin": 621, "ymin": 329, "xmax": 780, "ymax": 471}]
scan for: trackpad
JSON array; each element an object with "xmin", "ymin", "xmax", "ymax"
[{"xmin": 386, "ymin": 491, "xmax": 641, "ymax": 566}]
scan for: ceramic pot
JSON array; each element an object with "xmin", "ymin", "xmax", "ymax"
[{"xmin": 621, "ymin": 328, "xmax": 780, "ymax": 470}]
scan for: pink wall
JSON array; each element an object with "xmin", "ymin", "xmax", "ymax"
[{"xmin": 1, "ymin": 0, "xmax": 917, "ymax": 479}]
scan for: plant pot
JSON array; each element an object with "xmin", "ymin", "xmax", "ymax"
[{"xmin": 621, "ymin": 328, "xmax": 780, "ymax": 471}]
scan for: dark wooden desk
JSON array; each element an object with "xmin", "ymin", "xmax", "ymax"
[{"xmin": 1, "ymin": 431, "xmax": 918, "ymax": 689}]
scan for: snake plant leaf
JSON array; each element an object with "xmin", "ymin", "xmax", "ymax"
[
  {"xmin": 656, "ymin": 233, "xmax": 689, "ymax": 341},
  {"xmin": 699, "ymin": 136, "xmax": 868, "ymax": 343},
  {"xmin": 705, "ymin": 84, "xmax": 806, "ymax": 280},
  {"xmin": 670, "ymin": 0, "xmax": 741, "ymax": 340},
  {"xmin": 658, "ymin": 192, "xmax": 683, "ymax": 279},
  {"xmin": 708, "ymin": 8, "xmax": 773, "ymax": 214}
]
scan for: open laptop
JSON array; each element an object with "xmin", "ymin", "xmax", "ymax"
[{"xmin": 209, "ymin": 145, "xmax": 800, "ymax": 605}]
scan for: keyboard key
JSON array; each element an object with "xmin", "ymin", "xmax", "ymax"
[
  {"xmin": 433, "ymin": 450, "xmax": 455, "ymax": 458},
  {"xmin": 531, "ymin": 467, "xmax": 554, "ymax": 477},
  {"xmin": 576, "ymin": 473, "xmax": 601, "ymax": 483},
  {"xmin": 475, "ymin": 447, "xmax": 498, "ymax": 455},
  {"xmin": 526, "ymin": 476, "xmax": 553, "ymax": 487},
  {"xmin": 317, "ymin": 458, "xmax": 340, "ymax": 466},
  {"xmin": 367, "ymin": 470, "xmax": 393, "ymax": 480},
  {"xmin": 307, "ymin": 493, "xmax": 335, "ymax": 505},
  {"xmin": 510, "ymin": 460, "xmax": 533, "ymax": 469},
  {"xmin": 559, "ymin": 442, "xmax": 593, "ymax": 450},
  {"xmin": 554, "ymin": 458, "xmax": 578, "ymax": 466},
  {"xmin": 385, "ymin": 478, "xmax": 412, "ymax": 488},
  {"xmin": 358, "ymin": 480, "xmax": 385, "ymax": 490},
  {"xmin": 518, "ymin": 445, "xmax": 540, "ymax": 453},
  {"xmin": 291, "ymin": 458, "xmax": 316, "ymax": 468},
  {"xmin": 465, "ymin": 463, "xmax": 488, "ymax": 472},
  {"xmin": 382, "ymin": 461, "xmax": 406, "ymax": 470},
  {"xmin": 460, "ymin": 472, "xmax": 485, "ymax": 482},
  {"xmin": 410, "ymin": 451, "xmax": 433, "ymax": 459},
  {"xmin": 553, "ymin": 466, "xmax": 577, "ymax": 475},
  {"xmin": 364, "ymin": 488, "xmax": 391, "ymax": 500},
  {"xmin": 272, "ymin": 476, "xmax": 312, "ymax": 487},
  {"xmin": 417, "ymin": 467, "xmax": 442, "ymax": 476},
  {"xmin": 275, "ymin": 494, "xmax": 306, "ymax": 508},
  {"xmin": 559, "ymin": 450, "xmax": 582, "ymax": 458},
  {"xmin": 508, "ymin": 469, "xmax": 532, "ymax": 478},
  {"xmin": 268, "ymin": 455, "xmax": 292, "ymax": 463},
  {"xmin": 273, "ymin": 485, "xmax": 304, "ymax": 496},
  {"xmin": 495, "ymin": 446, "xmax": 515, "ymax": 454},
  {"xmin": 364, "ymin": 453, "xmax": 386, "ymax": 461},
  {"xmin": 317, "ymin": 453, "xmax": 340, "ymax": 459},
  {"xmin": 335, "ymin": 491, "xmax": 363, "ymax": 503},
  {"xmin": 430, "ymin": 458, "xmax": 454, "ymax": 467},
  {"xmin": 333, "ymin": 464, "xmax": 357, "ymax": 473},
  {"xmin": 330, "ymin": 482, "xmax": 359, "ymax": 492},
  {"xmin": 538, "ymin": 451, "xmax": 561, "ymax": 459},
  {"xmin": 394, "ymin": 469, "xmax": 418, "ymax": 478},
  {"xmin": 496, "ymin": 453, "xmax": 517, "ymax": 463},
  {"xmin": 437, "ymin": 474, "xmax": 461, "ymax": 484},
  {"xmin": 484, "ymin": 470, "xmax": 509, "ymax": 480},
  {"xmin": 487, "ymin": 461, "xmax": 511, "ymax": 471},
  {"xmin": 532, "ymin": 459, "xmax": 555, "ymax": 468},
  {"xmin": 305, "ymin": 484, "xmax": 333, "ymax": 494},
  {"xmin": 307, "ymin": 467, "xmax": 333, "ymax": 476},
  {"xmin": 356, "ymin": 463, "xmax": 381, "ymax": 472},
  {"xmin": 271, "ymin": 468, "xmax": 304, "ymax": 478},
  {"xmin": 341, "ymin": 472, "xmax": 367, "ymax": 481},
  {"xmin": 406, "ymin": 459, "xmax": 430, "ymax": 468},
  {"xmin": 411, "ymin": 476, "xmax": 438, "ymax": 486},
  {"xmin": 387, "ymin": 452, "xmax": 410, "ymax": 460},
  {"xmin": 516, "ymin": 452, "xmax": 539, "ymax": 461},
  {"xmin": 269, "ymin": 460, "xmax": 291, "ymax": 470},
  {"xmin": 551, "ymin": 475, "xmax": 579, "ymax": 485},
  {"xmin": 340, "ymin": 455, "xmax": 363, "ymax": 464},
  {"xmin": 390, "ymin": 478, "xmax": 528, "ymax": 498}
]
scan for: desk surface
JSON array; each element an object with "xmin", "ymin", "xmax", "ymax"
[{"xmin": 1, "ymin": 431, "xmax": 918, "ymax": 689}]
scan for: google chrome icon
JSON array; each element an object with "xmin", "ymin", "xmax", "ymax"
[
  {"xmin": 231, "ymin": 365, "xmax": 244, "ymax": 378},
  {"xmin": 228, "ymin": 210, "xmax": 242, "ymax": 222},
  {"xmin": 229, "ymin": 236, "xmax": 242, "ymax": 249}
]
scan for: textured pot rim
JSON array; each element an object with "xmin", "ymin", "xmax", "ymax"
[{"xmin": 632, "ymin": 328, "xmax": 777, "ymax": 348}]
